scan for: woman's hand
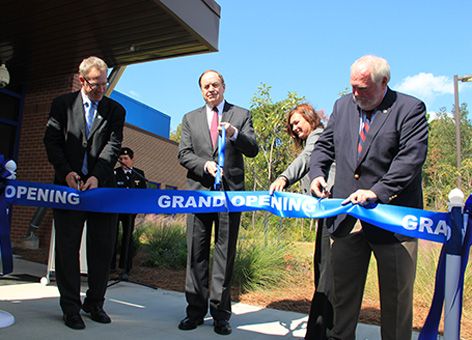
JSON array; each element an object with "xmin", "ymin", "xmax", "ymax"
[{"xmin": 269, "ymin": 177, "xmax": 288, "ymax": 195}]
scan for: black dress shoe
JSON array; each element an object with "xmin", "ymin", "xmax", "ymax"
[
  {"xmin": 82, "ymin": 304, "xmax": 111, "ymax": 324},
  {"xmin": 214, "ymin": 320, "xmax": 232, "ymax": 335},
  {"xmin": 178, "ymin": 317, "xmax": 204, "ymax": 330},
  {"xmin": 63, "ymin": 312, "xmax": 85, "ymax": 330}
]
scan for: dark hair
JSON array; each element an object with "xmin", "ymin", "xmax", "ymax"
[
  {"xmin": 198, "ymin": 69, "xmax": 225, "ymax": 88},
  {"xmin": 120, "ymin": 147, "xmax": 134, "ymax": 159},
  {"xmin": 286, "ymin": 103, "xmax": 324, "ymax": 149}
]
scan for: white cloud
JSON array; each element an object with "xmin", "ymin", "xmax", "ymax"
[
  {"xmin": 426, "ymin": 110, "xmax": 453, "ymax": 122},
  {"xmin": 394, "ymin": 73, "xmax": 452, "ymax": 102}
]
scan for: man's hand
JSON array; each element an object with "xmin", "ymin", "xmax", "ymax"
[
  {"xmin": 205, "ymin": 161, "xmax": 223, "ymax": 178},
  {"xmin": 342, "ymin": 189, "xmax": 378, "ymax": 206},
  {"xmin": 82, "ymin": 176, "xmax": 99, "ymax": 190},
  {"xmin": 219, "ymin": 122, "xmax": 236, "ymax": 138},
  {"xmin": 310, "ymin": 176, "xmax": 330, "ymax": 198},
  {"xmin": 65, "ymin": 171, "xmax": 83, "ymax": 189},
  {"xmin": 269, "ymin": 177, "xmax": 287, "ymax": 195}
]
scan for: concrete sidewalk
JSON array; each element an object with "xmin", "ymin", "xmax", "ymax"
[{"xmin": 0, "ymin": 257, "xmax": 419, "ymax": 339}]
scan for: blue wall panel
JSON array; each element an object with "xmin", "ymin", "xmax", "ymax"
[{"xmin": 110, "ymin": 91, "xmax": 170, "ymax": 138}]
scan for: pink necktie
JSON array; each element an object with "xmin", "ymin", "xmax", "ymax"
[{"xmin": 210, "ymin": 107, "xmax": 219, "ymax": 148}]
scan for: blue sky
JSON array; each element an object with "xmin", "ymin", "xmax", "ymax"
[{"xmin": 115, "ymin": 0, "xmax": 472, "ymax": 132}]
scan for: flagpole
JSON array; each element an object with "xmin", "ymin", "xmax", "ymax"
[{"xmin": 444, "ymin": 188, "xmax": 464, "ymax": 340}]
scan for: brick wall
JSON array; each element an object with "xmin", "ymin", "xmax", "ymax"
[
  {"xmin": 122, "ymin": 124, "xmax": 187, "ymax": 189},
  {"xmin": 10, "ymin": 73, "xmax": 80, "ymax": 247}
]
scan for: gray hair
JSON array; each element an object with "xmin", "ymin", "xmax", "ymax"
[
  {"xmin": 78, "ymin": 56, "xmax": 108, "ymax": 76},
  {"xmin": 351, "ymin": 55, "xmax": 390, "ymax": 84}
]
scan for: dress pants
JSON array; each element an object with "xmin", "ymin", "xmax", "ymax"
[
  {"xmin": 111, "ymin": 214, "xmax": 137, "ymax": 273},
  {"xmin": 305, "ymin": 219, "xmax": 334, "ymax": 340},
  {"xmin": 328, "ymin": 228, "xmax": 418, "ymax": 340},
  {"xmin": 53, "ymin": 209, "xmax": 116, "ymax": 314},
  {"xmin": 185, "ymin": 211, "xmax": 241, "ymax": 321}
]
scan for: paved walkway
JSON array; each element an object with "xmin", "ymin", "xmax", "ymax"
[{"xmin": 0, "ymin": 256, "xmax": 422, "ymax": 339}]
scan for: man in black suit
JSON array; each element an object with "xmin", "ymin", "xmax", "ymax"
[
  {"xmin": 44, "ymin": 56, "xmax": 125, "ymax": 330},
  {"xmin": 309, "ymin": 55, "xmax": 428, "ymax": 340},
  {"xmin": 111, "ymin": 147, "xmax": 146, "ymax": 280},
  {"xmin": 178, "ymin": 70, "xmax": 258, "ymax": 335}
]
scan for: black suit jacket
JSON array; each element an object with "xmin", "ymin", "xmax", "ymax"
[
  {"xmin": 309, "ymin": 88, "xmax": 428, "ymax": 242},
  {"xmin": 44, "ymin": 91, "xmax": 125, "ymax": 187},
  {"xmin": 114, "ymin": 167, "xmax": 147, "ymax": 189},
  {"xmin": 178, "ymin": 101, "xmax": 258, "ymax": 191}
]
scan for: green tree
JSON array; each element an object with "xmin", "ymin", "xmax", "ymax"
[
  {"xmin": 423, "ymin": 103, "xmax": 472, "ymax": 210},
  {"xmin": 245, "ymin": 84, "xmax": 304, "ymax": 191},
  {"xmin": 170, "ymin": 124, "xmax": 182, "ymax": 143},
  {"xmin": 242, "ymin": 84, "xmax": 305, "ymax": 238}
]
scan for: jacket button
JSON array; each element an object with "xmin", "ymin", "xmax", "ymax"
[
  {"xmin": 82, "ymin": 141, "xmax": 87, "ymax": 148},
  {"xmin": 354, "ymin": 174, "xmax": 360, "ymax": 180}
]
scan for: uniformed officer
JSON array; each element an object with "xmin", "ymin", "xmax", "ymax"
[{"xmin": 111, "ymin": 147, "xmax": 147, "ymax": 280}]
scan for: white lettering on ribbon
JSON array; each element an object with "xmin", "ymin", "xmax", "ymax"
[
  {"xmin": 402, "ymin": 214, "xmax": 449, "ymax": 238},
  {"xmin": 5, "ymin": 185, "xmax": 80, "ymax": 205}
]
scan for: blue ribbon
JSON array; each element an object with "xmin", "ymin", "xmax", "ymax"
[
  {"xmin": 0, "ymin": 155, "xmax": 14, "ymax": 275},
  {"xmin": 214, "ymin": 125, "xmax": 226, "ymax": 190},
  {"xmin": 4, "ymin": 180, "xmax": 449, "ymax": 243}
]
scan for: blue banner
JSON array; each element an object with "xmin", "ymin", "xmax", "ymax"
[{"xmin": 3, "ymin": 180, "xmax": 450, "ymax": 244}]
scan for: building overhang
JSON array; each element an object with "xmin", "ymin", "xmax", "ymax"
[{"xmin": 0, "ymin": 0, "xmax": 220, "ymax": 90}]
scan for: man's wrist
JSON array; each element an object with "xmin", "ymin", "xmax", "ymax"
[
  {"xmin": 229, "ymin": 127, "xmax": 239, "ymax": 141},
  {"xmin": 204, "ymin": 161, "xmax": 211, "ymax": 173}
]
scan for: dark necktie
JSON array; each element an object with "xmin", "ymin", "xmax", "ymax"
[
  {"xmin": 210, "ymin": 106, "xmax": 219, "ymax": 148},
  {"xmin": 357, "ymin": 111, "xmax": 372, "ymax": 156}
]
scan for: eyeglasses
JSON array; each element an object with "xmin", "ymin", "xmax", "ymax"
[{"xmin": 84, "ymin": 77, "xmax": 109, "ymax": 89}]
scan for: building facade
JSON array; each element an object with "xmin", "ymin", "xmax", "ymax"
[{"xmin": 1, "ymin": 0, "xmax": 220, "ymax": 248}]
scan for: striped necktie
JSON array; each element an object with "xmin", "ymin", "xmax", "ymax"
[{"xmin": 357, "ymin": 111, "xmax": 372, "ymax": 156}]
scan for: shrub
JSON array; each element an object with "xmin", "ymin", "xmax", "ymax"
[
  {"xmin": 140, "ymin": 223, "xmax": 187, "ymax": 269},
  {"xmin": 136, "ymin": 218, "xmax": 293, "ymax": 294},
  {"xmin": 232, "ymin": 235, "xmax": 290, "ymax": 293},
  {"xmin": 242, "ymin": 211, "xmax": 318, "ymax": 244}
]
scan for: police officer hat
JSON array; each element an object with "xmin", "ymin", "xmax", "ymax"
[{"xmin": 120, "ymin": 147, "xmax": 134, "ymax": 158}]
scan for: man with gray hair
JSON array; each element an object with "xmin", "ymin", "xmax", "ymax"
[
  {"xmin": 44, "ymin": 56, "xmax": 125, "ymax": 330},
  {"xmin": 309, "ymin": 55, "xmax": 428, "ymax": 339}
]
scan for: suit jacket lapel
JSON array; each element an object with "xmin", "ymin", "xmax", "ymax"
[
  {"xmin": 221, "ymin": 101, "xmax": 232, "ymax": 123},
  {"xmin": 349, "ymin": 101, "xmax": 361, "ymax": 167},
  {"xmin": 196, "ymin": 105, "xmax": 214, "ymax": 153},
  {"xmin": 73, "ymin": 93, "xmax": 87, "ymax": 139}
]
